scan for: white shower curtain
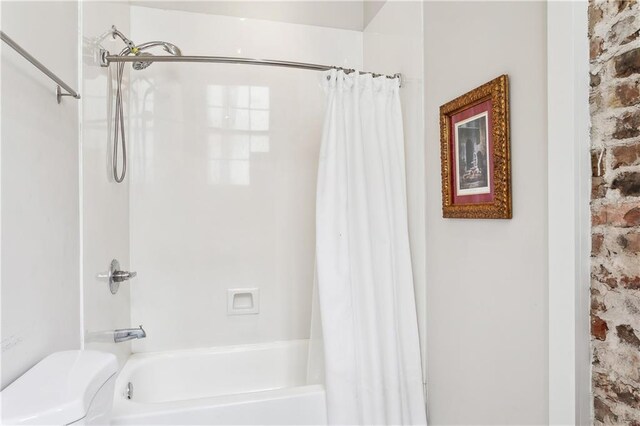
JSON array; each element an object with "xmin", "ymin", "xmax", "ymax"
[{"xmin": 315, "ymin": 69, "xmax": 427, "ymax": 425}]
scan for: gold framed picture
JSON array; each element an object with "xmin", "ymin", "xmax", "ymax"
[{"xmin": 439, "ymin": 74, "xmax": 512, "ymax": 219}]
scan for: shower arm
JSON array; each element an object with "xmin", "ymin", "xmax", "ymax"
[{"xmin": 111, "ymin": 26, "xmax": 136, "ymax": 52}]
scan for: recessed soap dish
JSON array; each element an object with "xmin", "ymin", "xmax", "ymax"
[{"xmin": 227, "ymin": 288, "xmax": 260, "ymax": 315}]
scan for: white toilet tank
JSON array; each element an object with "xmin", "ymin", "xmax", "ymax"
[{"xmin": 1, "ymin": 350, "xmax": 118, "ymax": 425}]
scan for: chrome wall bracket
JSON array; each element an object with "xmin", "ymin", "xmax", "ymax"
[
  {"xmin": 56, "ymin": 86, "xmax": 76, "ymax": 104},
  {"xmin": 99, "ymin": 49, "xmax": 110, "ymax": 67}
]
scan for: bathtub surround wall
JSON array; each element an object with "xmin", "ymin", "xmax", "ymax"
[
  {"xmin": 424, "ymin": 2, "xmax": 548, "ymax": 424},
  {"xmin": 81, "ymin": 1, "xmax": 132, "ymax": 367},
  {"xmin": 589, "ymin": 1, "xmax": 640, "ymax": 423},
  {"xmin": 1, "ymin": 1, "xmax": 80, "ymax": 389},
  {"xmin": 128, "ymin": 6, "xmax": 362, "ymax": 352}
]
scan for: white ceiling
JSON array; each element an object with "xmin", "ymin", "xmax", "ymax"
[{"xmin": 129, "ymin": 0, "xmax": 387, "ymax": 31}]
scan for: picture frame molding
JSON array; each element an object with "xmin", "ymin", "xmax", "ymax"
[{"xmin": 439, "ymin": 74, "xmax": 512, "ymax": 219}]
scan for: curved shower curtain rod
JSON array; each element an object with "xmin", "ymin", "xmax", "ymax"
[
  {"xmin": 99, "ymin": 50, "xmax": 403, "ymax": 87},
  {"xmin": 103, "ymin": 25, "xmax": 403, "ymax": 184}
]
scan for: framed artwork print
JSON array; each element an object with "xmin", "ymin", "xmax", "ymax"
[{"xmin": 439, "ymin": 74, "xmax": 512, "ymax": 219}]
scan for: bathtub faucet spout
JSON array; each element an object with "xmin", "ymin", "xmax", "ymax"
[{"xmin": 114, "ymin": 325, "xmax": 146, "ymax": 343}]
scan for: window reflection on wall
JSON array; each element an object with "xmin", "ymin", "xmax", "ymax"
[
  {"xmin": 131, "ymin": 77, "xmax": 155, "ymax": 183},
  {"xmin": 206, "ymin": 85, "xmax": 270, "ymax": 185}
]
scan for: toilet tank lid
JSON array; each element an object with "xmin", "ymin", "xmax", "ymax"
[{"xmin": 1, "ymin": 350, "xmax": 118, "ymax": 425}]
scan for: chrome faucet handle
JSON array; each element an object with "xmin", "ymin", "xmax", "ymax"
[
  {"xmin": 107, "ymin": 259, "xmax": 137, "ymax": 294},
  {"xmin": 112, "ymin": 270, "xmax": 137, "ymax": 282}
]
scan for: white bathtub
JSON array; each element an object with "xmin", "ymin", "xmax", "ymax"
[{"xmin": 110, "ymin": 340, "xmax": 327, "ymax": 425}]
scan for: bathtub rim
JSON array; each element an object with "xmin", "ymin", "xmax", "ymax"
[
  {"xmin": 125, "ymin": 338, "xmax": 311, "ymax": 362},
  {"xmin": 111, "ymin": 383, "xmax": 326, "ymax": 422}
]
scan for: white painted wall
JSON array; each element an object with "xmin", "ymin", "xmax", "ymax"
[
  {"xmin": 363, "ymin": 1, "xmax": 386, "ymax": 29},
  {"xmin": 130, "ymin": 1, "xmax": 365, "ymax": 31},
  {"xmin": 1, "ymin": 1, "xmax": 80, "ymax": 389},
  {"xmin": 128, "ymin": 6, "xmax": 362, "ymax": 352},
  {"xmin": 423, "ymin": 2, "xmax": 548, "ymax": 424},
  {"xmin": 547, "ymin": 2, "xmax": 591, "ymax": 424},
  {"xmin": 81, "ymin": 1, "xmax": 132, "ymax": 367},
  {"xmin": 363, "ymin": 0, "xmax": 426, "ymax": 391}
]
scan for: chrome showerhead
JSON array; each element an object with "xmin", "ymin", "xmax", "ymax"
[
  {"xmin": 130, "ymin": 41, "xmax": 182, "ymax": 70},
  {"xmin": 110, "ymin": 26, "xmax": 182, "ymax": 71},
  {"xmin": 132, "ymin": 52, "xmax": 154, "ymax": 70}
]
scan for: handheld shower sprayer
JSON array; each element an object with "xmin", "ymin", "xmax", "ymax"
[
  {"xmin": 110, "ymin": 26, "xmax": 182, "ymax": 70},
  {"xmin": 108, "ymin": 26, "xmax": 182, "ymax": 183}
]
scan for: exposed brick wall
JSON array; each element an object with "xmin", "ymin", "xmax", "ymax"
[{"xmin": 590, "ymin": 0, "xmax": 640, "ymax": 423}]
